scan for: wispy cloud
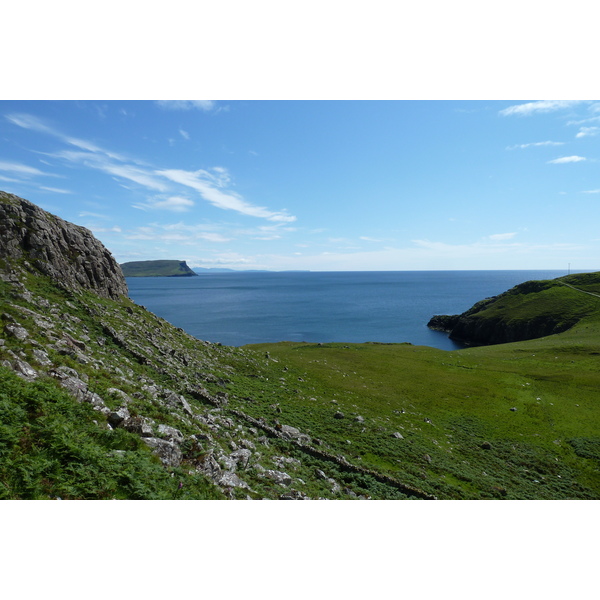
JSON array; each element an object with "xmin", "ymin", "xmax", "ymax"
[
  {"xmin": 179, "ymin": 129, "xmax": 190, "ymax": 140},
  {"xmin": 488, "ymin": 232, "xmax": 517, "ymax": 241},
  {"xmin": 7, "ymin": 112, "xmax": 293, "ymax": 224},
  {"xmin": 576, "ymin": 126, "xmax": 599, "ymax": 138},
  {"xmin": 0, "ymin": 160, "xmax": 57, "ymax": 177},
  {"xmin": 548, "ymin": 155, "xmax": 586, "ymax": 164},
  {"xmin": 155, "ymin": 101, "xmax": 216, "ymax": 111},
  {"xmin": 39, "ymin": 186, "xmax": 72, "ymax": 194},
  {"xmin": 506, "ymin": 141, "xmax": 564, "ymax": 150},
  {"xmin": 125, "ymin": 222, "xmax": 231, "ymax": 244},
  {"xmin": 360, "ymin": 236, "xmax": 383, "ymax": 242},
  {"xmin": 79, "ymin": 211, "xmax": 109, "ymax": 219},
  {"xmin": 499, "ymin": 100, "xmax": 583, "ymax": 117},
  {"xmin": 133, "ymin": 195, "xmax": 195, "ymax": 213},
  {"xmin": 157, "ymin": 168, "xmax": 297, "ymax": 222},
  {"xmin": 582, "ymin": 189, "xmax": 600, "ymax": 194}
]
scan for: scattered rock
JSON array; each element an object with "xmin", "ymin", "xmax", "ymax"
[
  {"xmin": 392, "ymin": 432, "xmax": 404, "ymax": 439},
  {"xmin": 12, "ymin": 358, "xmax": 38, "ymax": 381},
  {"xmin": 108, "ymin": 406, "xmax": 131, "ymax": 428},
  {"xmin": 4, "ymin": 323, "xmax": 29, "ymax": 340},
  {"xmin": 334, "ymin": 411, "xmax": 345, "ymax": 419},
  {"xmin": 218, "ymin": 471, "xmax": 249, "ymax": 489},
  {"xmin": 141, "ymin": 437, "xmax": 182, "ymax": 467},
  {"xmin": 263, "ymin": 470, "xmax": 292, "ymax": 486},
  {"xmin": 157, "ymin": 424, "xmax": 184, "ymax": 444}
]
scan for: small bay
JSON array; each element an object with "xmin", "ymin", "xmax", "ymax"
[{"xmin": 126, "ymin": 270, "xmax": 568, "ymax": 350}]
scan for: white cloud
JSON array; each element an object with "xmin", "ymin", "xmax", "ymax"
[
  {"xmin": 133, "ymin": 195, "xmax": 195, "ymax": 212},
  {"xmin": 155, "ymin": 100, "xmax": 216, "ymax": 111},
  {"xmin": 360, "ymin": 236, "xmax": 383, "ymax": 242},
  {"xmin": 39, "ymin": 186, "xmax": 72, "ymax": 194},
  {"xmin": 499, "ymin": 100, "xmax": 583, "ymax": 117},
  {"xmin": 5, "ymin": 113, "xmax": 57, "ymax": 135},
  {"xmin": 488, "ymin": 232, "xmax": 517, "ymax": 241},
  {"xmin": 79, "ymin": 211, "xmax": 109, "ymax": 219},
  {"xmin": 548, "ymin": 155, "xmax": 586, "ymax": 164},
  {"xmin": 506, "ymin": 141, "xmax": 564, "ymax": 150},
  {"xmin": 582, "ymin": 189, "xmax": 600, "ymax": 194},
  {"xmin": 156, "ymin": 168, "xmax": 296, "ymax": 222},
  {"xmin": 125, "ymin": 222, "xmax": 231, "ymax": 244},
  {"xmin": 0, "ymin": 160, "xmax": 55, "ymax": 177},
  {"xmin": 179, "ymin": 129, "xmax": 190, "ymax": 140},
  {"xmin": 576, "ymin": 127, "xmax": 599, "ymax": 138}
]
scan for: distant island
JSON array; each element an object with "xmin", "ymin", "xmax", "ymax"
[{"xmin": 120, "ymin": 260, "xmax": 198, "ymax": 277}]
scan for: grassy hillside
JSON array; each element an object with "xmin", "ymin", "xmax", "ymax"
[
  {"xmin": 430, "ymin": 272, "xmax": 600, "ymax": 345},
  {"xmin": 1, "ymin": 268, "xmax": 599, "ymax": 499},
  {"xmin": 120, "ymin": 260, "xmax": 197, "ymax": 277}
]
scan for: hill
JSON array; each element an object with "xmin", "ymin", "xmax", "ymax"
[
  {"xmin": 1, "ymin": 191, "xmax": 599, "ymax": 499},
  {"xmin": 121, "ymin": 260, "xmax": 198, "ymax": 277},
  {"xmin": 428, "ymin": 273, "xmax": 600, "ymax": 345}
]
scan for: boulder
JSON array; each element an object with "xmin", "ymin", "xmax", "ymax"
[
  {"xmin": 141, "ymin": 437, "xmax": 182, "ymax": 467},
  {"xmin": 157, "ymin": 424, "xmax": 184, "ymax": 443}
]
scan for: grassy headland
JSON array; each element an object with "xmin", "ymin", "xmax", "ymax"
[{"xmin": 120, "ymin": 260, "xmax": 198, "ymax": 277}]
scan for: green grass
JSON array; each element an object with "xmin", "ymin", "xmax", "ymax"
[
  {"xmin": 2, "ymin": 266, "xmax": 599, "ymax": 499},
  {"xmin": 0, "ymin": 367, "xmax": 224, "ymax": 499},
  {"xmin": 244, "ymin": 309, "xmax": 600, "ymax": 499}
]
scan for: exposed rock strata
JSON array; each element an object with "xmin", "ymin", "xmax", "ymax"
[{"xmin": 0, "ymin": 191, "xmax": 128, "ymax": 300}]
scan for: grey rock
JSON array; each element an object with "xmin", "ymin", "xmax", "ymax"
[
  {"xmin": 229, "ymin": 448, "xmax": 252, "ymax": 470},
  {"xmin": 162, "ymin": 390, "xmax": 193, "ymax": 416},
  {"xmin": 263, "ymin": 470, "xmax": 292, "ymax": 486},
  {"xmin": 4, "ymin": 323, "xmax": 29, "ymax": 340},
  {"xmin": 218, "ymin": 471, "xmax": 249, "ymax": 489},
  {"xmin": 121, "ymin": 416, "xmax": 155, "ymax": 437},
  {"xmin": 142, "ymin": 437, "xmax": 182, "ymax": 467},
  {"xmin": 106, "ymin": 388, "xmax": 133, "ymax": 404},
  {"xmin": 333, "ymin": 411, "xmax": 345, "ymax": 419},
  {"xmin": 31, "ymin": 348, "xmax": 52, "ymax": 366},
  {"xmin": 392, "ymin": 432, "xmax": 404, "ymax": 439},
  {"xmin": 108, "ymin": 406, "xmax": 131, "ymax": 428},
  {"xmin": 157, "ymin": 424, "xmax": 184, "ymax": 444},
  {"xmin": 12, "ymin": 359, "xmax": 38, "ymax": 380},
  {"xmin": 196, "ymin": 452, "xmax": 223, "ymax": 482},
  {"xmin": 0, "ymin": 192, "xmax": 128, "ymax": 299}
]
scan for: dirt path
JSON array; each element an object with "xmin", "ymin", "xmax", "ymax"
[{"xmin": 559, "ymin": 281, "xmax": 600, "ymax": 299}]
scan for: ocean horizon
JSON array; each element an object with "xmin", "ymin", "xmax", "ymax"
[{"xmin": 125, "ymin": 270, "xmax": 576, "ymax": 350}]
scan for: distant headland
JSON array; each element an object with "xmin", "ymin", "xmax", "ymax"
[{"xmin": 120, "ymin": 260, "xmax": 198, "ymax": 277}]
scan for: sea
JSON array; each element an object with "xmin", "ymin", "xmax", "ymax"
[{"xmin": 126, "ymin": 270, "xmax": 571, "ymax": 351}]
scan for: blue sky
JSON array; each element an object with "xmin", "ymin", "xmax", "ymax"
[{"xmin": 1, "ymin": 99, "xmax": 599, "ymax": 271}]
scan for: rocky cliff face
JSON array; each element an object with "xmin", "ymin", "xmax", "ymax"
[{"xmin": 0, "ymin": 191, "xmax": 128, "ymax": 300}]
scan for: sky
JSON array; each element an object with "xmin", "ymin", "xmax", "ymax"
[{"xmin": 1, "ymin": 99, "xmax": 599, "ymax": 271}]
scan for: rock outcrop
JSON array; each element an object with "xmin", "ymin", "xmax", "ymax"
[{"xmin": 0, "ymin": 191, "xmax": 127, "ymax": 300}]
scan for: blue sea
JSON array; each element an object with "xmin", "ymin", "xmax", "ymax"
[{"xmin": 126, "ymin": 270, "xmax": 569, "ymax": 351}]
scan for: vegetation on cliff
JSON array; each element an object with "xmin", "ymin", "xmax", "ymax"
[
  {"xmin": 120, "ymin": 260, "xmax": 198, "ymax": 277},
  {"xmin": 428, "ymin": 272, "xmax": 600, "ymax": 345}
]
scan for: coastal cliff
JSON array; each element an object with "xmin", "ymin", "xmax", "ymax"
[
  {"xmin": 0, "ymin": 191, "xmax": 128, "ymax": 300},
  {"xmin": 120, "ymin": 260, "xmax": 198, "ymax": 277},
  {"xmin": 428, "ymin": 275, "xmax": 600, "ymax": 345}
]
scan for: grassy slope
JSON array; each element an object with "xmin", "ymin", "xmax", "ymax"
[
  {"xmin": 120, "ymin": 260, "xmax": 196, "ymax": 277},
  {"xmin": 246, "ymin": 275, "xmax": 600, "ymax": 499},
  {"xmin": 2, "ymin": 268, "xmax": 599, "ymax": 499}
]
